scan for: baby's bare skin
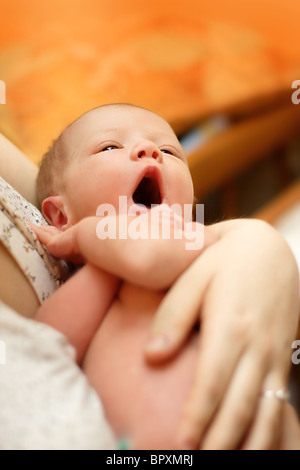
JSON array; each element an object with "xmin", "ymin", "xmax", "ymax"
[
  {"xmin": 83, "ymin": 282, "xmax": 198, "ymax": 449},
  {"xmin": 0, "ymin": 242, "xmax": 39, "ymax": 319},
  {"xmin": 74, "ymin": 278, "xmax": 299, "ymax": 450},
  {"xmin": 33, "ymin": 104, "xmax": 300, "ymax": 449},
  {"xmin": 32, "ymin": 218, "xmax": 300, "ymax": 450}
]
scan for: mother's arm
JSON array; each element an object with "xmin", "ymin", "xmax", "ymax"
[
  {"xmin": 0, "ymin": 134, "xmax": 117, "ymax": 449},
  {"xmin": 145, "ymin": 218, "xmax": 300, "ymax": 449},
  {"xmin": 0, "ymin": 241, "xmax": 40, "ymax": 318},
  {"xmin": 0, "ymin": 133, "xmax": 40, "ymax": 317},
  {"xmin": 0, "ymin": 133, "xmax": 38, "ymax": 205}
]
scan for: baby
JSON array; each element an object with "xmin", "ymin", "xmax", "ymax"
[{"xmin": 32, "ymin": 103, "xmax": 300, "ymax": 449}]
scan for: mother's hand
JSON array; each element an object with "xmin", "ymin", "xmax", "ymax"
[{"xmin": 145, "ymin": 219, "xmax": 300, "ymax": 449}]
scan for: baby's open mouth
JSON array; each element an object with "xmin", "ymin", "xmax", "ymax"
[{"xmin": 132, "ymin": 175, "xmax": 162, "ymax": 208}]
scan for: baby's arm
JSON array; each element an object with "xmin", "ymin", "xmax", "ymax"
[
  {"xmin": 36, "ymin": 263, "xmax": 120, "ymax": 364},
  {"xmin": 31, "ymin": 210, "xmax": 217, "ymax": 290}
]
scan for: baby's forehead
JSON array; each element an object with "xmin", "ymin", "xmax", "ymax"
[{"xmin": 68, "ymin": 105, "xmax": 177, "ymax": 140}]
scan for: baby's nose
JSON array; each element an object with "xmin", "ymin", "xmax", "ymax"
[{"xmin": 131, "ymin": 141, "xmax": 162, "ymax": 161}]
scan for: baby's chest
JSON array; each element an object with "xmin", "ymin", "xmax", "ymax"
[
  {"xmin": 116, "ymin": 281, "xmax": 164, "ymax": 315},
  {"xmin": 83, "ymin": 283, "xmax": 164, "ymax": 370}
]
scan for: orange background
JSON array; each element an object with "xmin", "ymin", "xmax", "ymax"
[{"xmin": 0, "ymin": 0, "xmax": 299, "ymax": 163}]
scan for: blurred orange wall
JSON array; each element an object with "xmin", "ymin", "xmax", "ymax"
[{"xmin": 0, "ymin": 0, "xmax": 299, "ymax": 162}]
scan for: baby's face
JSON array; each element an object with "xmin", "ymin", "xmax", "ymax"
[{"xmin": 61, "ymin": 105, "xmax": 194, "ymax": 223}]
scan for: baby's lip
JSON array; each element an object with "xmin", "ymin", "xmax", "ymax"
[{"xmin": 132, "ymin": 165, "xmax": 164, "ymax": 209}]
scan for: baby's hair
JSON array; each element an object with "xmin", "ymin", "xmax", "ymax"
[{"xmin": 36, "ymin": 132, "xmax": 68, "ymax": 210}]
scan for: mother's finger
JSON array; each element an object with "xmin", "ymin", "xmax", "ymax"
[
  {"xmin": 277, "ymin": 403, "xmax": 300, "ymax": 450},
  {"xmin": 242, "ymin": 397, "xmax": 283, "ymax": 449},
  {"xmin": 175, "ymin": 312, "xmax": 245, "ymax": 449},
  {"xmin": 200, "ymin": 352, "xmax": 266, "ymax": 449},
  {"xmin": 144, "ymin": 256, "xmax": 211, "ymax": 362}
]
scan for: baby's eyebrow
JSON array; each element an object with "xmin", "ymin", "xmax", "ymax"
[
  {"xmin": 100, "ymin": 127, "xmax": 120, "ymax": 133},
  {"xmin": 85, "ymin": 128, "xmax": 122, "ymax": 154}
]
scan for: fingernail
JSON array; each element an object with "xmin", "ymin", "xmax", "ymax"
[{"xmin": 145, "ymin": 335, "xmax": 169, "ymax": 353}]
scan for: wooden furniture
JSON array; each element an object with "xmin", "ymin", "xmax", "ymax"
[
  {"xmin": 254, "ymin": 180, "xmax": 300, "ymax": 224},
  {"xmin": 184, "ymin": 92, "xmax": 300, "ymax": 220}
]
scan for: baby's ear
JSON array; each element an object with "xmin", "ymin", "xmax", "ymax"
[{"xmin": 42, "ymin": 196, "xmax": 69, "ymax": 231}]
